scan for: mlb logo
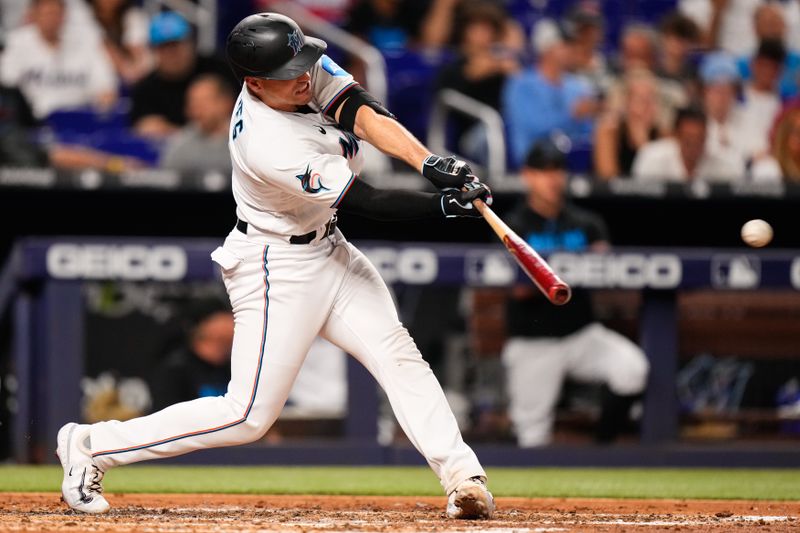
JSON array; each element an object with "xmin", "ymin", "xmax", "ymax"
[
  {"xmin": 711, "ymin": 255, "xmax": 761, "ymax": 289},
  {"xmin": 465, "ymin": 251, "xmax": 516, "ymax": 286}
]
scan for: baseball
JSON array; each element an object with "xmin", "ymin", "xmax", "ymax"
[{"xmin": 741, "ymin": 219, "xmax": 773, "ymax": 248}]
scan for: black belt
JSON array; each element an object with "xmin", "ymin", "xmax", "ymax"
[{"xmin": 236, "ymin": 217, "xmax": 337, "ymax": 244}]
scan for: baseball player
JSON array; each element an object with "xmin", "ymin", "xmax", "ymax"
[{"xmin": 56, "ymin": 13, "xmax": 494, "ymax": 519}]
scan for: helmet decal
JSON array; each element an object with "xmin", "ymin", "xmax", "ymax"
[{"xmin": 287, "ymin": 29, "xmax": 303, "ymax": 56}]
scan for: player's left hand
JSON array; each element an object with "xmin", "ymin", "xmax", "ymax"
[
  {"xmin": 422, "ymin": 154, "xmax": 478, "ymax": 189},
  {"xmin": 440, "ymin": 181, "xmax": 492, "ymax": 218}
]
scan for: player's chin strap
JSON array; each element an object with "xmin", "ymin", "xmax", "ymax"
[{"xmin": 330, "ymin": 85, "xmax": 396, "ymax": 134}]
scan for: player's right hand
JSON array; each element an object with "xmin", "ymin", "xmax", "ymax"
[
  {"xmin": 440, "ymin": 181, "xmax": 492, "ymax": 218},
  {"xmin": 422, "ymin": 154, "xmax": 477, "ymax": 189}
]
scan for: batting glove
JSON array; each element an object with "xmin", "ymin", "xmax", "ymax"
[
  {"xmin": 422, "ymin": 154, "xmax": 478, "ymax": 189},
  {"xmin": 440, "ymin": 181, "xmax": 493, "ymax": 218}
]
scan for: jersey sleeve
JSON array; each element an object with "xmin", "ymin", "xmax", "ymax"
[
  {"xmin": 310, "ymin": 54, "xmax": 359, "ymax": 118},
  {"xmin": 250, "ymin": 144, "xmax": 358, "ymax": 209}
]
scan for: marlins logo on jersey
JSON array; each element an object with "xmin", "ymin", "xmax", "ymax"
[{"xmin": 296, "ymin": 165, "xmax": 329, "ymax": 193}]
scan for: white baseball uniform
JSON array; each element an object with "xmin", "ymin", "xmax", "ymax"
[{"xmin": 88, "ymin": 55, "xmax": 486, "ymax": 494}]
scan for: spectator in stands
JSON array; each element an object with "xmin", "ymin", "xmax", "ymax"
[
  {"xmin": 605, "ymin": 22, "xmax": 688, "ymax": 134},
  {"xmin": 149, "ymin": 299, "xmax": 233, "ymax": 412},
  {"xmin": 700, "ymin": 50, "xmax": 781, "ymax": 179},
  {"xmin": 679, "ymin": 0, "xmax": 761, "ymax": 55},
  {"xmin": 502, "ymin": 138, "xmax": 648, "ymax": 447},
  {"xmin": 771, "ymin": 107, "xmax": 800, "ymax": 182},
  {"xmin": 0, "ymin": 84, "xmax": 143, "ymax": 170},
  {"xmin": 738, "ymin": 3, "xmax": 800, "ymax": 100},
  {"xmin": 632, "ymin": 107, "xmax": 746, "ymax": 182},
  {"xmin": 615, "ymin": 23, "xmax": 657, "ymax": 74},
  {"xmin": 0, "ymin": 0, "xmax": 117, "ymax": 119},
  {"xmin": 344, "ymin": 0, "xmax": 432, "ymax": 52},
  {"xmin": 593, "ymin": 69, "xmax": 663, "ymax": 180},
  {"xmin": 85, "ymin": 0, "xmax": 151, "ymax": 84},
  {"xmin": 434, "ymin": 2, "xmax": 521, "ymax": 162},
  {"xmin": 161, "ymin": 74, "xmax": 235, "ymax": 174},
  {"xmin": 502, "ymin": 19, "xmax": 598, "ymax": 168},
  {"xmin": 130, "ymin": 12, "xmax": 234, "ymax": 138},
  {"xmin": 655, "ymin": 12, "xmax": 701, "ymax": 92},
  {"xmin": 561, "ymin": 0, "xmax": 610, "ymax": 95},
  {"xmin": 739, "ymin": 40, "xmax": 785, "ymax": 152}
]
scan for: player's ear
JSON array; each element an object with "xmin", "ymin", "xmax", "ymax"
[{"xmin": 244, "ymin": 77, "xmax": 261, "ymax": 92}]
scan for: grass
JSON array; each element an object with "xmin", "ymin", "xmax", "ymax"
[{"xmin": 1, "ymin": 466, "xmax": 799, "ymax": 500}]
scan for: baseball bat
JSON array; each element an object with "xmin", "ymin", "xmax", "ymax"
[{"xmin": 474, "ymin": 199, "xmax": 572, "ymax": 306}]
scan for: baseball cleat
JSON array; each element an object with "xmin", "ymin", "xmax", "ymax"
[
  {"xmin": 56, "ymin": 423, "xmax": 110, "ymax": 514},
  {"xmin": 446, "ymin": 476, "xmax": 495, "ymax": 519}
]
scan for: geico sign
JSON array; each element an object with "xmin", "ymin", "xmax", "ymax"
[
  {"xmin": 47, "ymin": 244, "xmax": 187, "ymax": 281},
  {"xmin": 548, "ymin": 253, "xmax": 682, "ymax": 289},
  {"xmin": 363, "ymin": 247, "xmax": 438, "ymax": 284}
]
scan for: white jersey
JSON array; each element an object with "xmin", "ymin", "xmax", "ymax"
[
  {"xmin": 0, "ymin": 24, "xmax": 116, "ymax": 118},
  {"xmin": 229, "ymin": 55, "xmax": 364, "ymax": 237}
]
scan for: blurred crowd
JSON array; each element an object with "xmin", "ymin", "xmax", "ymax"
[{"xmin": 2, "ymin": 0, "xmax": 800, "ymax": 183}]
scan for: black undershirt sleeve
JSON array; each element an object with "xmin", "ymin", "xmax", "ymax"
[{"xmin": 337, "ymin": 178, "xmax": 443, "ymax": 221}]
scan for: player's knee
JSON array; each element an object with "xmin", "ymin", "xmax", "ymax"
[{"xmin": 608, "ymin": 347, "xmax": 649, "ymax": 395}]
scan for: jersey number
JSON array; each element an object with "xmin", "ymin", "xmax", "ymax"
[{"xmin": 232, "ymin": 98, "xmax": 244, "ymax": 140}]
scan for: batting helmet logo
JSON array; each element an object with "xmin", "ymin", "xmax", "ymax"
[{"xmin": 287, "ymin": 29, "xmax": 303, "ymax": 56}]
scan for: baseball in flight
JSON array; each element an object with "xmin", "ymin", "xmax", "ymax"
[{"xmin": 740, "ymin": 219, "xmax": 773, "ymax": 248}]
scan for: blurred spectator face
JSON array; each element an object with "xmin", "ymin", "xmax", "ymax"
[
  {"xmin": 662, "ymin": 33, "xmax": 690, "ymax": 62},
  {"xmin": 32, "ymin": 0, "xmax": 65, "ymax": 42},
  {"xmin": 626, "ymin": 75, "xmax": 658, "ymax": 123},
  {"xmin": 754, "ymin": 4, "xmax": 785, "ymax": 41},
  {"xmin": 785, "ymin": 113, "xmax": 800, "ymax": 160},
  {"xmin": 521, "ymin": 166, "xmax": 567, "ymax": 206},
  {"xmin": 703, "ymin": 82, "xmax": 736, "ymax": 121},
  {"xmin": 621, "ymin": 30, "xmax": 655, "ymax": 71},
  {"xmin": 462, "ymin": 20, "xmax": 497, "ymax": 51},
  {"xmin": 191, "ymin": 311, "xmax": 234, "ymax": 367},
  {"xmin": 156, "ymin": 40, "xmax": 195, "ymax": 78},
  {"xmin": 676, "ymin": 117, "xmax": 706, "ymax": 164},
  {"xmin": 92, "ymin": 0, "xmax": 125, "ymax": 16},
  {"xmin": 371, "ymin": 0, "xmax": 400, "ymax": 18},
  {"xmin": 186, "ymin": 77, "xmax": 235, "ymax": 134},
  {"xmin": 752, "ymin": 55, "xmax": 783, "ymax": 91}
]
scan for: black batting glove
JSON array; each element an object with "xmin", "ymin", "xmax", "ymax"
[
  {"xmin": 440, "ymin": 181, "xmax": 493, "ymax": 218},
  {"xmin": 422, "ymin": 154, "xmax": 477, "ymax": 189}
]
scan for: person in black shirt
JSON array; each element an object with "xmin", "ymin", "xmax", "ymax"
[
  {"xmin": 502, "ymin": 138, "xmax": 649, "ymax": 447},
  {"xmin": 149, "ymin": 299, "xmax": 233, "ymax": 412},
  {"xmin": 130, "ymin": 12, "xmax": 235, "ymax": 138}
]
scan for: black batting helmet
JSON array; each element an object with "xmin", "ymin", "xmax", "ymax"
[{"xmin": 226, "ymin": 13, "xmax": 327, "ymax": 81}]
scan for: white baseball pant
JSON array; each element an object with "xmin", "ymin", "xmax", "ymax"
[
  {"xmin": 502, "ymin": 323, "xmax": 649, "ymax": 447},
  {"xmin": 89, "ymin": 228, "xmax": 485, "ymax": 494}
]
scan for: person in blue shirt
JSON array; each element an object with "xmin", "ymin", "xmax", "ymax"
[
  {"xmin": 737, "ymin": 3, "xmax": 800, "ymax": 100},
  {"xmin": 502, "ymin": 19, "xmax": 599, "ymax": 168}
]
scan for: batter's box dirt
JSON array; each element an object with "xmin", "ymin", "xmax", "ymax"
[{"xmin": 1, "ymin": 493, "xmax": 798, "ymax": 532}]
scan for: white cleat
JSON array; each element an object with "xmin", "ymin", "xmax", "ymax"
[
  {"xmin": 446, "ymin": 476, "xmax": 495, "ymax": 519},
  {"xmin": 55, "ymin": 423, "xmax": 110, "ymax": 514}
]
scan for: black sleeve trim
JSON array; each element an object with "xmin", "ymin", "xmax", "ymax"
[{"xmin": 337, "ymin": 178, "xmax": 442, "ymax": 220}]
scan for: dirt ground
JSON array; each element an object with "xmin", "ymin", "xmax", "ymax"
[{"xmin": 1, "ymin": 493, "xmax": 798, "ymax": 532}]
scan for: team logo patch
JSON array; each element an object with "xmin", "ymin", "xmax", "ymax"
[
  {"xmin": 287, "ymin": 29, "xmax": 303, "ymax": 56},
  {"xmin": 296, "ymin": 165, "xmax": 329, "ymax": 194}
]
